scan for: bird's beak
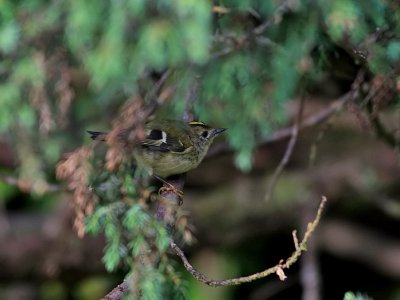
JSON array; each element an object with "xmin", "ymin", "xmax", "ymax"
[{"xmin": 211, "ymin": 128, "xmax": 227, "ymax": 137}]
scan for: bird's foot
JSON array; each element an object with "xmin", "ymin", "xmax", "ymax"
[{"xmin": 158, "ymin": 185, "xmax": 184, "ymax": 205}]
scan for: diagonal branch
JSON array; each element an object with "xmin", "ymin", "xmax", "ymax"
[
  {"xmin": 206, "ymin": 92, "xmax": 351, "ymax": 158},
  {"xmin": 171, "ymin": 196, "xmax": 327, "ymax": 286},
  {"xmin": 264, "ymin": 92, "xmax": 306, "ymax": 202},
  {"xmin": 101, "ymin": 281, "xmax": 129, "ymax": 300},
  {"xmin": 208, "ymin": 68, "xmax": 366, "ymax": 159},
  {"xmin": 210, "ymin": 0, "xmax": 294, "ymax": 60},
  {"xmin": 0, "ymin": 174, "xmax": 61, "ymax": 193},
  {"xmin": 100, "ymin": 195, "xmax": 327, "ymax": 298}
]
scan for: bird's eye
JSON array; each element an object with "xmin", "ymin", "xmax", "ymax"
[{"xmin": 201, "ymin": 131, "xmax": 208, "ymax": 138}]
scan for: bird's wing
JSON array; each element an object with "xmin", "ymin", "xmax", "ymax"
[
  {"xmin": 87, "ymin": 130, "xmax": 107, "ymax": 141},
  {"xmin": 88, "ymin": 120, "xmax": 192, "ymax": 153},
  {"xmin": 142, "ymin": 128, "xmax": 186, "ymax": 153}
]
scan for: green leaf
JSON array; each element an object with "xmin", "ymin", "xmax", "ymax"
[
  {"xmin": 18, "ymin": 104, "xmax": 36, "ymax": 129},
  {"xmin": 343, "ymin": 291, "xmax": 373, "ymax": 300},
  {"xmin": 103, "ymin": 242, "xmax": 121, "ymax": 272},
  {"xmin": 0, "ymin": 181, "xmax": 18, "ymax": 202},
  {"xmin": 140, "ymin": 268, "xmax": 164, "ymax": 300},
  {"xmin": 175, "ymin": 0, "xmax": 211, "ymax": 63},
  {"xmin": 123, "ymin": 205, "xmax": 149, "ymax": 230},
  {"xmin": 154, "ymin": 223, "xmax": 170, "ymax": 251},
  {"xmin": 104, "ymin": 220, "xmax": 118, "ymax": 239},
  {"xmin": 234, "ymin": 147, "xmax": 253, "ymax": 172},
  {"xmin": 13, "ymin": 57, "xmax": 45, "ymax": 85},
  {"xmin": 326, "ymin": 0, "xmax": 360, "ymax": 41},
  {"xmin": 127, "ymin": 0, "xmax": 146, "ymax": 16},
  {"xmin": 129, "ymin": 235, "xmax": 147, "ymax": 257},
  {"xmin": 0, "ymin": 22, "xmax": 19, "ymax": 53},
  {"xmin": 66, "ymin": 0, "xmax": 106, "ymax": 51},
  {"xmin": 386, "ymin": 41, "xmax": 400, "ymax": 62},
  {"xmin": 136, "ymin": 20, "xmax": 175, "ymax": 69}
]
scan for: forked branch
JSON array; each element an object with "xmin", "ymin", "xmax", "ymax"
[
  {"xmin": 102, "ymin": 196, "xmax": 327, "ymax": 299},
  {"xmin": 171, "ymin": 196, "xmax": 327, "ymax": 286}
]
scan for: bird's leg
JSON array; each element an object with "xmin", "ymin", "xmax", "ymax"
[{"xmin": 154, "ymin": 175, "xmax": 184, "ymax": 205}]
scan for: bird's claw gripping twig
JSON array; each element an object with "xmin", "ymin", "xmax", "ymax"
[{"xmin": 158, "ymin": 185, "xmax": 184, "ymax": 205}]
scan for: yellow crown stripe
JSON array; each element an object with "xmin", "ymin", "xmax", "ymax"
[{"xmin": 189, "ymin": 121, "xmax": 206, "ymax": 126}]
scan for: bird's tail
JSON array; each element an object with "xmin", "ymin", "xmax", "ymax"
[{"xmin": 87, "ymin": 130, "xmax": 107, "ymax": 141}]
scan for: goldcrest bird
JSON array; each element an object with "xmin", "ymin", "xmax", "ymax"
[{"xmin": 87, "ymin": 119, "xmax": 226, "ymax": 178}]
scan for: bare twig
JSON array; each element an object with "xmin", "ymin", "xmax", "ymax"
[
  {"xmin": 292, "ymin": 230, "xmax": 300, "ymax": 251},
  {"xmin": 0, "ymin": 174, "xmax": 61, "ymax": 193},
  {"xmin": 100, "ymin": 195, "xmax": 327, "ymax": 298},
  {"xmin": 300, "ymin": 200, "xmax": 321, "ymax": 300},
  {"xmin": 101, "ymin": 281, "xmax": 129, "ymax": 300},
  {"xmin": 308, "ymin": 70, "xmax": 366, "ymax": 167},
  {"xmin": 265, "ymin": 93, "xmax": 305, "ymax": 202},
  {"xmin": 206, "ymin": 92, "xmax": 352, "ymax": 158},
  {"xmin": 144, "ymin": 70, "xmax": 172, "ymax": 106},
  {"xmin": 308, "ymin": 118, "xmax": 332, "ymax": 168},
  {"xmin": 171, "ymin": 196, "xmax": 327, "ymax": 286},
  {"xmin": 208, "ymin": 68, "xmax": 366, "ymax": 160},
  {"xmin": 253, "ymin": 0, "xmax": 298, "ymax": 35},
  {"xmin": 212, "ymin": 5, "xmax": 230, "ymax": 14},
  {"xmin": 210, "ymin": 0, "xmax": 294, "ymax": 60},
  {"xmin": 369, "ymin": 110, "xmax": 398, "ymax": 148}
]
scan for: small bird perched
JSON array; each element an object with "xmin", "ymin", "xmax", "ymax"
[{"xmin": 87, "ymin": 119, "xmax": 226, "ymax": 178}]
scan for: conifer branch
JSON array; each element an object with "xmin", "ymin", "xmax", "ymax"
[{"xmin": 211, "ymin": 0, "xmax": 295, "ymax": 60}]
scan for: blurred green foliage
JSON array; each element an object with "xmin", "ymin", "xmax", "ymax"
[
  {"xmin": 344, "ymin": 291, "xmax": 373, "ymax": 300},
  {"xmin": 1, "ymin": 0, "xmax": 400, "ymax": 298},
  {"xmin": 84, "ymin": 167, "xmax": 185, "ymax": 298},
  {"xmin": 0, "ymin": 182, "xmax": 18, "ymax": 203},
  {"xmin": 0, "ymin": 0, "xmax": 398, "ymax": 175}
]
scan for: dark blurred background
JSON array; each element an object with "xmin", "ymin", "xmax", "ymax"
[{"xmin": 0, "ymin": 0, "xmax": 400, "ymax": 299}]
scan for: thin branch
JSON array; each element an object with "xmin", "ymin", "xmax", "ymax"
[
  {"xmin": 279, "ymin": 196, "xmax": 327, "ymax": 267},
  {"xmin": 208, "ymin": 68, "xmax": 366, "ymax": 160},
  {"xmin": 308, "ymin": 117, "xmax": 332, "ymax": 168},
  {"xmin": 206, "ymin": 92, "xmax": 352, "ymax": 158},
  {"xmin": 210, "ymin": 0, "xmax": 294, "ymax": 60},
  {"xmin": 144, "ymin": 69, "xmax": 172, "ymax": 106},
  {"xmin": 0, "ymin": 174, "xmax": 61, "ymax": 193},
  {"xmin": 292, "ymin": 230, "xmax": 300, "ymax": 251},
  {"xmin": 300, "ymin": 198, "xmax": 322, "ymax": 300},
  {"xmin": 156, "ymin": 175, "xmax": 186, "ymax": 225},
  {"xmin": 252, "ymin": 0, "xmax": 298, "ymax": 35},
  {"xmin": 212, "ymin": 5, "xmax": 230, "ymax": 14},
  {"xmin": 308, "ymin": 71, "xmax": 367, "ymax": 170},
  {"xmin": 265, "ymin": 92, "xmax": 306, "ymax": 202},
  {"xmin": 369, "ymin": 111, "xmax": 398, "ymax": 148},
  {"xmin": 171, "ymin": 196, "xmax": 327, "ymax": 286},
  {"xmin": 101, "ymin": 281, "xmax": 129, "ymax": 300},
  {"xmin": 100, "ymin": 193, "xmax": 327, "ymax": 298}
]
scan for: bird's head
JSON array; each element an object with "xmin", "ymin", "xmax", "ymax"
[{"xmin": 188, "ymin": 121, "xmax": 226, "ymax": 144}]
